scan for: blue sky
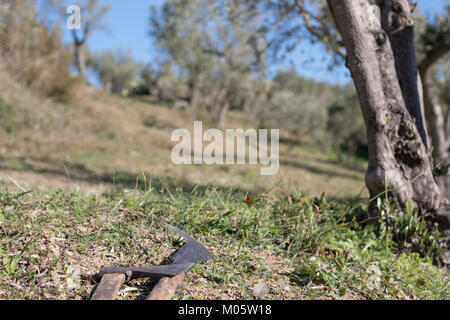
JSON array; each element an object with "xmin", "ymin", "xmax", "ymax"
[{"xmin": 40, "ymin": 0, "xmax": 449, "ymax": 86}]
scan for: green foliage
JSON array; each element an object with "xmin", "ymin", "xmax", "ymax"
[
  {"xmin": 88, "ymin": 50, "xmax": 142, "ymax": 95},
  {"xmin": 257, "ymin": 0, "xmax": 345, "ymax": 66},
  {"xmin": 375, "ymin": 198, "xmax": 443, "ymax": 262},
  {"xmin": 327, "ymin": 87, "xmax": 367, "ymax": 159},
  {"xmin": 417, "ymin": 5, "xmax": 450, "ymax": 62},
  {"xmin": 247, "ymin": 70, "xmax": 366, "ymax": 154},
  {"xmin": 151, "ymin": 0, "xmax": 268, "ymax": 123},
  {"xmin": 256, "ymin": 89, "xmax": 328, "ymax": 144},
  {"xmin": 143, "ymin": 61, "xmax": 191, "ymax": 102},
  {"xmin": 0, "ymin": 96, "xmax": 19, "ymax": 133},
  {"xmin": 1, "ymin": 248, "xmax": 21, "ymax": 277}
]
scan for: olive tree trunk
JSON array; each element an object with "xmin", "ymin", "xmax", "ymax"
[
  {"xmin": 74, "ymin": 42, "xmax": 87, "ymax": 81},
  {"xmin": 378, "ymin": 0, "xmax": 428, "ymax": 147},
  {"xmin": 418, "ymin": 42, "xmax": 450, "ymax": 200},
  {"xmin": 422, "ymin": 69, "xmax": 450, "ymax": 198},
  {"xmin": 326, "ymin": 0, "xmax": 449, "ymax": 243}
]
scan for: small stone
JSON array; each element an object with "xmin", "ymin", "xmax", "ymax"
[
  {"xmin": 442, "ymin": 252, "xmax": 450, "ymax": 264},
  {"xmin": 77, "ymin": 226, "xmax": 88, "ymax": 233},
  {"xmin": 28, "ymin": 209, "xmax": 41, "ymax": 218},
  {"xmin": 197, "ymin": 277, "xmax": 207, "ymax": 284},
  {"xmin": 66, "ymin": 265, "xmax": 81, "ymax": 290},
  {"xmin": 253, "ymin": 282, "xmax": 269, "ymax": 298}
]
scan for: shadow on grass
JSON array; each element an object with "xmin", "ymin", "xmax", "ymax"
[
  {"xmin": 132, "ymin": 95, "xmax": 175, "ymax": 108},
  {"xmin": 280, "ymin": 157, "xmax": 364, "ymax": 181},
  {"xmin": 0, "ymin": 155, "xmax": 257, "ymax": 195},
  {"xmin": 279, "ymin": 150, "xmax": 366, "ymax": 174},
  {"xmin": 0, "ymin": 154, "xmax": 365, "ymax": 200}
]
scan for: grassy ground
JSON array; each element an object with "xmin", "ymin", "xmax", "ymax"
[
  {"xmin": 0, "ymin": 76, "xmax": 448, "ymax": 300},
  {"xmin": 0, "ymin": 186, "xmax": 448, "ymax": 300}
]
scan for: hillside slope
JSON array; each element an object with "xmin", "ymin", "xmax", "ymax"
[{"xmin": 0, "ymin": 73, "xmax": 367, "ymax": 198}]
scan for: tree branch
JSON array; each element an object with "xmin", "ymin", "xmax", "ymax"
[
  {"xmin": 296, "ymin": 0, "xmax": 346, "ymax": 59},
  {"xmin": 419, "ymin": 43, "xmax": 450, "ymax": 75}
]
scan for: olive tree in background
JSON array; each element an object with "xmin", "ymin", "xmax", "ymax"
[
  {"xmin": 327, "ymin": 90, "xmax": 366, "ymax": 161},
  {"xmin": 150, "ymin": 0, "xmax": 268, "ymax": 124},
  {"xmin": 46, "ymin": 0, "xmax": 110, "ymax": 82},
  {"xmin": 251, "ymin": 70, "xmax": 342, "ymax": 147},
  {"xmin": 416, "ymin": 6, "xmax": 450, "ymax": 198},
  {"xmin": 0, "ymin": 0, "xmax": 73, "ymax": 99},
  {"xmin": 88, "ymin": 50, "xmax": 142, "ymax": 95}
]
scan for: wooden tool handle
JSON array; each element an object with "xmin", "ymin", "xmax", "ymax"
[
  {"xmin": 145, "ymin": 272, "xmax": 185, "ymax": 300},
  {"xmin": 91, "ymin": 273, "xmax": 126, "ymax": 300}
]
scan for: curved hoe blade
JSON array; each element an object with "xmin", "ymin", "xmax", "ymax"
[
  {"xmin": 95, "ymin": 223, "xmax": 212, "ymax": 282},
  {"xmin": 162, "ymin": 222, "xmax": 213, "ymax": 264}
]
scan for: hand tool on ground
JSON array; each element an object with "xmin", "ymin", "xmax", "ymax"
[{"xmin": 91, "ymin": 222, "xmax": 212, "ymax": 300}]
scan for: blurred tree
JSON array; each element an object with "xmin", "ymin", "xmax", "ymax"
[
  {"xmin": 253, "ymin": 71, "xmax": 329, "ymax": 145},
  {"xmin": 327, "ymin": 88, "xmax": 366, "ymax": 161},
  {"xmin": 258, "ymin": 89, "xmax": 328, "ymax": 144},
  {"xmin": 46, "ymin": 0, "xmax": 110, "ymax": 82},
  {"xmin": 254, "ymin": 0, "xmax": 345, "ymax": 66},
  {"xmin": 140, "ymin": 64, "xmax": 159, "ymax": 97},
  {"xmin": 436, "ymin": 59, "xmax": 450, "ymax": 126},
  {"xmin": 88, "ymin": 50, "xmax": 142, "ymax": 95},
  {"xmin": 0, "ymin": 0, "xmax": 74, "ymax": 99},
  {"xmin": 247, "ymin": 70, "xmax": 365, "ymax": 154},
  {"xmin": 416, "ymin": 6, "xmax": 450, "ymax": 197},
  {"xmin": 150, "ymin": 61, "xmax": 190, "ymax": 102},
  {"xmin": 151, "ymin": 0, "xmax": 268, "ymax": 124}
]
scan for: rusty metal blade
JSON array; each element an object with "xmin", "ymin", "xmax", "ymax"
[{"xmin": 162, "ymin": 222, "xmax": 213, "ymax": 264}]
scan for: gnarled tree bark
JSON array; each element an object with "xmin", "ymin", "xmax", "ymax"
[
  {"xmin": 378, "ymin": 0, "xmax": 428, "ymax": 147},
  {"xmin": 326, "ymin": 0, "xmax": 449, "ymax": 264}
]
